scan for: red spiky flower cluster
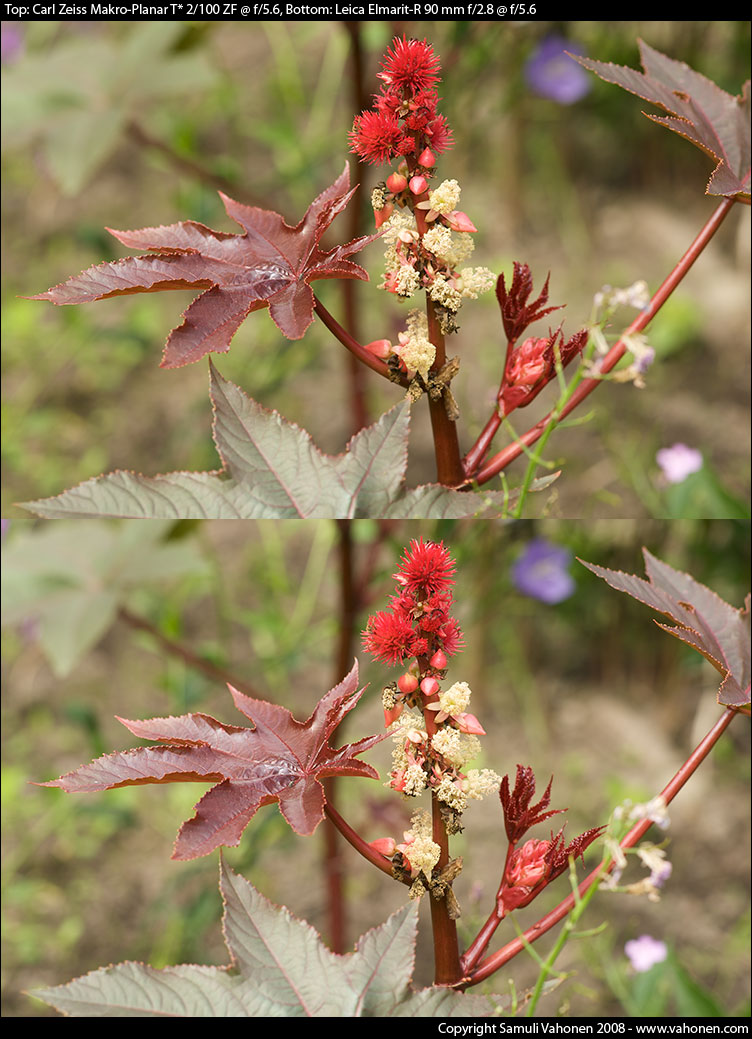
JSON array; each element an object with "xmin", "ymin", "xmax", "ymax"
[
  {"xmin": 349, "ymin": 36, "xmax": 453, "ymax": 167},
  {"xmin": 362, "ymin": 538, "xmax": 463, "ymax": 666}
]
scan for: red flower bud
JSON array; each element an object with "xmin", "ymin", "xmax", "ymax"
[
  {"xmin": 420, "ymin": 675, "xmax": 440, "ymax": 697},
  {"xmin": 364, "ymin": 338, "xmax": 393, "ymax": 359},
  {"xmin": 386, "ymin": 172, "xmax": 408, "ymax": 193},
  {"xmin": 398, "ymin": 673, "xmax": 419, "ymax": 694},
  {"xmin": 444, "ymin": 209, "xmax": 477, "ymax": 232},
  {"xmin": 369, "ymin": 837, "xmax": 397, "ymax": 857},
  {"xmin": 429, "ymin": 649, "xmax": 447, "ymax": 669},
  {"xmin": 409, "ymin": 174, "xmax": 428, "ymax": 195},
  {"xmin": 417, "ymin": 147, "xmax": 436, "ymax": 167}
]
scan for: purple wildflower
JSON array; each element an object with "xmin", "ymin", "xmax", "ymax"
[
  {"xmin": 625, "ymin": 935, "xmax": 668, "ymax": 973},
  {"xmin": 1, "ymin": 22, "xmax": 24, "ymax": 65},
  {"xmin": 525, "ymin": 37, "xmax": 590, "ymax": 105},
  {"xmin": 656, "ymin": 443, "xmax": 703, "ymax": 484},
  {"xmin": 511, "ymin": 539, "xmax": 575, "ymax": 605}
]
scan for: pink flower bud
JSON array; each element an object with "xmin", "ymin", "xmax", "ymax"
[
  {"xmin": 374, "ymin": 203, "xmax": 393, "ymax": 228},
  {"xmin": 508, "ymin": 839, "xmax": 550, "ymax": 888},
  {"xmin": 363, "ymin": 338, "xmax": 393, "ymax": 359},
  {"xmin": 420, "ymin": 675, "xmax": 440, "ymax": 697},
  {"xmin": 454, "ymin": 712, "xmax": 486, "ymax": 735},
  {"xmin": 409, "ymin": 175, "xmax": 428, "ymax": 195},
  {"xmin": 398, "ymin": 673, "xmax": 419, "ymax": 694},
  {"xmin": 429, "ymin": 650, "xmax": 447, "ymax": 670},
  {"xmin": 444, "ymin": 210, "xmax": 477, "ymax": 232},
  {"xmin": 369, "ymin": 837, "xmax": 397, "ymax": 857},
  {"xmin": 386, "ymin": 172, "xmax": 408, "ymax": 194},
  {"xmin": 417, "ymin": 147, "xmax": 436, "ymax": 167}
]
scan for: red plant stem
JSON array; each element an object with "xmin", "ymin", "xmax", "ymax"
[
  {"xmin": 117, "ymin": 606, "xmax": 261, "ymax": 699},
  {"xmin": 322, "ymin": 521, "xmax": 359, "ymax": 953},
  {"xmin": 468, "ymin": 196, "xmax": 737, "ymax": 486},
  {"xmin": 425, "ymin": 298, "xmax": 465, "ymax": 487},
  {"xmin": 429, "ymin": 793, "xmax": 463, "ymax": 985},
  {"xmin": 324, "ymin": 801, "xmax": 403, "ymax": 880},
  {"xmin": 342, "ymin": 21, "xmax": 370, "ymax": 433},
  {"xmin": 463, "ymin": 705, "xmax": 741, "ymax": 986},
  {"xmin": 313, "ymin": 294, "xmax": 408, "ymax": 387}
]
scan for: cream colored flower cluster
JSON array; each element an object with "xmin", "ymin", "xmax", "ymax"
[
  {"xmin": 375, "ymin": 177, "xmax": 495, "ymax": 353},
  {"xmin": 394, "ymin": 309, "xmax": 436, "ymax": 378},
  {"xmin": 387, "ymin": 681, "xmax": 501, "ymax": 822}
]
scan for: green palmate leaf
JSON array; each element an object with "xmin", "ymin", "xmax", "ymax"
[
  {"xmin": 580, "ymin": 549, "xmax": 750, "ymax": 707},
  {"xmin": 1, "ymin": 23, "xmax": 218, "ymax": 195},
  {"xmin": 0, "ymin": 521, "xmax": 209, "ymax": 677},
  {"xmin": 20, "ymin": 363, "xmax": 539, "ymax": 519},
  {"xmin": 574, "ymin": 40, "xmax": 751, "ymax": 200},
  {"xmin": 31, "ymin": 860, "xmax": 500, "ymax": 1017}
]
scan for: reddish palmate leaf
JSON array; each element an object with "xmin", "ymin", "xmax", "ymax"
[
  {"xmin": 27, "ymin": 164, "xmax": 381, "ymax": 367},
  {"xmin": 574, "ymin": 40, "xmax": 751, "ymax": 201},
  {"xmin": 580, "ymin": 549, "xmax": 750, "ymax": 707},
  {"xmin": 40, "ymin": 662, "xmax": 386, "ymax": 859}
]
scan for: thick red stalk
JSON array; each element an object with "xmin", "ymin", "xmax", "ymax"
[
  {"xmin": 464, "ymin": 705, "xmax": 741, "ymax": 986},
  {"xmin": 429, "ymin": 793, "xmax": 463, "ymax": 985},
  {"xmin": 468, "ymin": 196, "xmax": 737, "ymax": 486},
  {"xmin": 425, "ymin": 298, "xmax": 465, "ymax": 487}
]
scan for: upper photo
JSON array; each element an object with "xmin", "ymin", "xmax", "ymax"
[{"xmin": 2, "ymin": 20, "xmax": 750, "ymax": 518}]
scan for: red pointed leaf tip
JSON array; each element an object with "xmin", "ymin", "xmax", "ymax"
[
  {"xmin": 573, "ymin": 41, "xmax": 751, "ymax": 200},
  {"xmin": 39, "ymin": 663, "xmax": 385, "ymax": 858},
  {"xmin": 579, "ymin": 549, "xmax": 750, "ymax": 707},
  {"xmin": 29, "ymin": 164, "xmax": 376, "ymax": 366},
  {"xmin": 499, "ymin": 764, "xmax": 565, "ymax": 843}
]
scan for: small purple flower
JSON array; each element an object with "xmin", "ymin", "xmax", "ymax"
[
  {"xmin": 625, "ymin": 935, "xmax": 668, "ymax": 972},
  {"xmin": 656, "ymin": 443, "xmax": 703, "ymax": 484},
  {"xmin": 525, "ymin": 37, "xmax": 591, "ymax": 105},
  {"xmin": 512, "ymin": 539, "xmax": 575, "ymax": 604},
  {"xmin": 1, "ymin": 22, "xmax": 24, "ymax": 65}
]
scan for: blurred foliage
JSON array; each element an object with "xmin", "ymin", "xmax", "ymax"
[
  {"xmin": 2, "ymin": 517, "xmax": 749, "ymax": 1015},
  {"xmin": 2, "ymin": 20, "xmax": 749, "ymax": 517}
]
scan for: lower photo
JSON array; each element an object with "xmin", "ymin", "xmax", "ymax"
[{"xmin": 1, "ymin": 518, "xmax": 749, "ymax": 1018}]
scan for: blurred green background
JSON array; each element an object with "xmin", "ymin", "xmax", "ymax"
[
  {"xmin": 1, "ymin": 20, "xmax": 750, "ymax": 518},
  {"xmin": 2, "ymin": 517, "xmax": 749, "ymax": 1016}
]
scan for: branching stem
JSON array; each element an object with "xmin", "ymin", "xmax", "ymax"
[
  {"xmin": 462, "ymin": 704, "xmax": 741, "ymax": 986},
  {"xmin": 466, "ymin": 196, "xmax": 737, "ymax": 486}
]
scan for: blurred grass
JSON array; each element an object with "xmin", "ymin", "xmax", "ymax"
[
  {"xmin": 1, "ymin": 517, "xmax": 749, "ymax": 1015},
  {"xmin": 1, "ymin": 20, "xmax": 749, "ymax": 517}
]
